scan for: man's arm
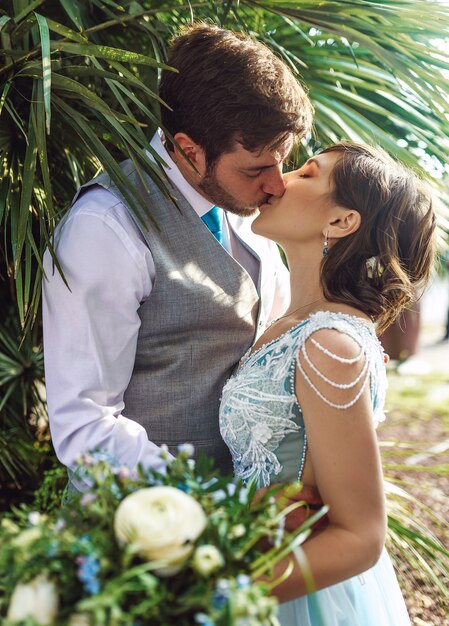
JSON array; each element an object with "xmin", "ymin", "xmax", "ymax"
[{"xmin": 43, "ymin": 189, "xmax": 168, "ymax": 474}]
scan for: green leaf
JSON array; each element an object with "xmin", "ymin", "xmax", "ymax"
[
  {"xmin": 50, "ymin": 41, "xmax": 171, "ymax": 69},
  {"xmin": 4, "ymin": 100, "xmax": 27, "ymax": 143},
  {"xmin": 53, "ymin": 95, "xmax": 150, "ymax": 222},
  {"xmin": 34, "ymin": 13, "xmax": 51, "ymax": 134},
  {"xmin": 59, "ymin": 0, "xmax": 84, "ymax": 31},
  {"xmin": 50, "ymin": 72, "xmax": 135, "ymax": 121},
  {"xmin": 14, "ymin": 87, "xmax": 39, "ymax": 324},
  {"xmin": 14, "ymin": 0, "xmax": 45, "ymax": 24},
  {"xmin": 0, "ymin": 16, "xmax": 12, "ymax": 32},
  {"xmin": 0, "ymin": 80, "xmax": 12, "ymax": 116},
  {"xmin": 45, "ymin": 18, "xmax": 88, "ymax": 43}
]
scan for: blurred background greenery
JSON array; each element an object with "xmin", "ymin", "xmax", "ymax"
[{"xmin": 1, "ymin": 0, "xmax": 449, "ymax": 619}]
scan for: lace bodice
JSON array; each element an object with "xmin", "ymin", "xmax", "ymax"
[{"xmin": 219, "ymin": 311, "xmax": 387, "ymax": 488}]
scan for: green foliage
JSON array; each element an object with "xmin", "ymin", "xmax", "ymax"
[
  {"xmin": 0, "ymin": 303, "xmax": 45, "ymax": 486},
  {"xmin": 386, "ymin": 371, "xmax": 449, "ymax": 421},
  {"xmin": 0, "ymin": 0, "xmax": 171, "ymax": 333},
  {"xmin": 0, "ymin": 451, "xmax": 324, "ymax": 625},
  {"xmin": 31, "ymin": 460, "xmax": 67, "ymax": 513},
  {"xmin": 381, "ymin": 371, "xmax": 449, "ymax": 607},
  {"xmin": 386, "ymin": 480, "xmax": 449, "ymax": 602}
]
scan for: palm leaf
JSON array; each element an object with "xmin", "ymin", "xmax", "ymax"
[
  {"xmin": 34, "ymin": 13, "xmax": 52, "ymax": 134},
  {"xmin": 49, "ymin": 41, "xmax": 171, "ymax": 68}
]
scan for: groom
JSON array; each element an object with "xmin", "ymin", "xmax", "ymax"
[{"xmin": 42, "ymin": 24, "xmax": 313, "ymax": 479}]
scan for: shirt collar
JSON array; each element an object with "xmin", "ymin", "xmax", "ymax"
[{"xmin": 148, "ymin": 131, "xmax": 214, "ymax": 218}]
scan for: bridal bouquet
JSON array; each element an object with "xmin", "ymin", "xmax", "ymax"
[{"xmin": 0, "ymin": 447, "xmax": 324, "ymax": 626}]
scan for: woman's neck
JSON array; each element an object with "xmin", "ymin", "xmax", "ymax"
[{"xmin": 285, "ymin": 253, "xmax": 323, "ymax": 314}]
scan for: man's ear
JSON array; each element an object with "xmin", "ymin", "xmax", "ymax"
[
  {"xmin": 325, "ymin": 209, "xmax": 361, "ymax": 241},
  {"xmin": 172, "ymin": 133, "xmax": 207, "ymax": 176}
]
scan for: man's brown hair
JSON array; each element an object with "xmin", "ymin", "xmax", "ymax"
[{"xmin": 159, "ymin": 23, "xmax": 313, "ymax": 165}]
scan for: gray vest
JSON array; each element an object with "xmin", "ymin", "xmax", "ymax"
[{"xmin": 78, "ymin": 161, "xmax": 260, "ymax": 474}]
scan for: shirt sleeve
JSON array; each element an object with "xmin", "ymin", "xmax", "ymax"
[{"xmin": 42, "ymin": 191, "xmax": 169, "ymax": 473}]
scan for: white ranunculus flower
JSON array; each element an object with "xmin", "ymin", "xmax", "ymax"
[
  {"xmin": 7, "ymin": 574, "xmax": 58, "ymax": 625},
  {"xmin": 192, "ymin": 545, "xmax": 224, "ymax": 577},
  {"xmin": 114, "ymin": 486, "xmax": 207, "ymax": 576}
]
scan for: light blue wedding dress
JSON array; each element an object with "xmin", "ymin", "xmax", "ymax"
[{"xmin": 219, "ymin": 311, "xmax": 411, "ymax": 626}]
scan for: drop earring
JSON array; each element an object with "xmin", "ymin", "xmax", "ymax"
[{"xmin": 323, "ymin": 232, "xmax": 329, "ymax": 257}]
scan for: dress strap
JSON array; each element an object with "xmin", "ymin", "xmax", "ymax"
[{"xmin": 290, "ymin": 311, "xmax": 387, "ymax": 424}]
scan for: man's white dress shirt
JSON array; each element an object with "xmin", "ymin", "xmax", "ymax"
[{"xmin": 42, "ymin": 133, "xmax": 290, "ymax": 471}]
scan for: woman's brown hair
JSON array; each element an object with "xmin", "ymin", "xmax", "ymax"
[{"xmin": 320, "ymin": 143, "xmax": 436, "ymax": 334}]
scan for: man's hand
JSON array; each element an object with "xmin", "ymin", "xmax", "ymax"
[
  {"xmin": 254, "ymin": 483, "xmax": 329, "ymax": 534},
  {"xmin": 282, "ymin": 484, "xmax": 328, "ymax": 533}
]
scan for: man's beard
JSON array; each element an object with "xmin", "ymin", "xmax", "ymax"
[{"xmin": 198, "ymin": 169, "xmax": 265, "ymax": 217}]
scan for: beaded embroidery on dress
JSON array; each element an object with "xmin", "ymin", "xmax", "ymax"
[
  {"xmin": 220, "ymin": 311, "xmax": 386, "ymax": 489},
  {"xmin": 219, "ymin": 310, "xmax": 411, "ymax": 626}
]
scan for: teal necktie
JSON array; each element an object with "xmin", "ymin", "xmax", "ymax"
[{"xmin": 201, "ymin": 206, "xmax": 223, "ymax": 244}]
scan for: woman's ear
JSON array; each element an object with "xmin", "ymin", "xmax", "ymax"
[
  {"xmin": 172, "ymin": 133, "xmax": 207, "ymax": 176},
  {"xmin": 325, "ymin": 208, "xmax": 361, "ymax": 240}
]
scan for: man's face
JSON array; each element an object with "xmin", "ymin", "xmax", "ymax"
[{"xmin": 198, "ymin": 136, "xmax": 294, "ymax": 216}]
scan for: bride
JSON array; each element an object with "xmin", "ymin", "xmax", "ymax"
[{"xmin": 219, "ymin": 142, "xmax": 436, "ymax": 626}]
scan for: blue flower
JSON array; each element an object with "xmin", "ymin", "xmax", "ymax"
[
  {"xmin": 212, "ymin": 578, "xmax": 231, "ymax": 610},
  {"xmin": 212, "ymin": 591, "xmax": 228, "ymax": 610},
  {"xmin": 76, "ymin": 554, "xmax": 101, "ymax": 596}
]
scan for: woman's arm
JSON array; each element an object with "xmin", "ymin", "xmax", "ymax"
[{"xmin": 263, "ymin": 327, "xmax": 386, "ymax": 602}]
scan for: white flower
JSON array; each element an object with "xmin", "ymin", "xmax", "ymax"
[
  {"xmin": 251, "ymin": 423, "xmax": 272, "ymax": 444},
  {"xmin": 28, "ymin": 511, "xmax": 42, "ymax": 526},
  {"xmin": 7, "ymin": 574, "xmax": 58, "ymax": 625},
  {"xmin": 114, "ymin": 486, "xmax": 207, "ymax": 576},
  {"xmin": 159, "ymin": 443, "xmax": 170, "ymax": 459},
  {"xmin": 366, "ymin": 256, "xmax": 384, "ymax": 279},
  {"xmin": 67, "ymin": 613, "xmax": 91, "ymax": 626},
  {"xmin": 236, "ymin": 574, "xmax": 251, "ymax": 588},
  {"xmin": 229, "ymin": 524, "xmax": 246, "ymax": 539},
  {"xmin": 192, "ymin": 545, "xmax": 224, "ymax": 576},
  {"xmin": 177, "ymin": 443, "xmax": 195, "ymax": 457},
  {"xmin": 210, "ymin": 489, "xmax": 227, "ymax": 503}
]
